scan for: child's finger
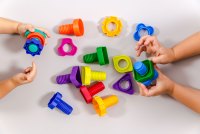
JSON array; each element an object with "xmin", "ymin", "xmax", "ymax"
[
  {"xmin": 139, "ymin": 83, "xmax": 149, "ymax": 95},
  {"xmin": 136, "ymin": 45, "xmax": 146, "ymax": 57},
  {"xmin": 147, "ymin": 87, "xmax": 160, "ymax": 96},
  {"xmin": 27, "ymin": 62, "xmax": 37, "ymax": 78},
  {"xmin": 139, "ymin": 88, "xmax": 145, "ymax": 96},
  {"xmin": 25, "ymin": 24, "xmax": 35, "ymax": 32},
  {"xmin": 136, "ymin": 35, "xmax": 151, "ymax": 49},
  {"xmin": 137, "ymin": 82, "xmax": 149, "ymax": 96},
  {"xmin": 144, "ymin": 36, "xmax": 157, "ymax": 45},
  {"xmin": 138, "ymin": 35, "xmax": 150, "ymax": 45},
  {"xmin": 24, "ymin": 67, "xmax": 32, "ymax": 73}
]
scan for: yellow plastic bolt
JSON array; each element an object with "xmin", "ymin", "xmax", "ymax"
[
  {"xmin": 102, "ymin": 16, "xmax": 123, "ymax": 37},
  {"xmin": 81, "ymin": 66, "xmax": 106, "ymax": 85},
  {"xmin": 92, "ymin": 95, "xmax": 118, "ymax": 116},
  {"xmin": 113, "ymin": 55, "xmax": 133, "ymax": 73}
]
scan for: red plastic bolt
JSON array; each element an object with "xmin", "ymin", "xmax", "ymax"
[{"xmin": 80, "ymin": 82, "xmax": 105, "ymax": 103}]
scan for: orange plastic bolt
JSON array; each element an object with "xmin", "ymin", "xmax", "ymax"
[
  {"xmin": 92, "ymin": 95, "xmax": 118, "ymax": 116},
  {"xmin": 59, "ymin": 19, "xmax": 84, "ymax": 36}
]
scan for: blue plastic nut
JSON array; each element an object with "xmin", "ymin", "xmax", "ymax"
[
  {"xmin": 133, "ymin": 23, "xmax": 154, "ymax": 41},
  {"xmin": 142, "ymin": 70, "xmax": 159, "ymax": 86},
  {"xmin": 142, "ymin": 79, "xmax": 152, "ymax": 87},
  {"xmin": 134, "ymin": 61, "xmax": 148, "ymax": 76},
  {"xmin": 48, "ymin": 92, "xmax": 73, "ymax": 115},
  {"xmin": 23, "ymin": 38, "xmax": 43, "ymax": 56}
]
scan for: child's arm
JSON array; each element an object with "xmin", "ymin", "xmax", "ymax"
[
  {"xmin": 0, "ymin": 62, "xmax": 37, "ymax": 99},
  {"xmin": 0, "ymin": 17, "xmax": 20, "ymax": 34},
  {"xmin": 0, "ymin": 17, "xmax": 50, "ymax": 37},
  {"xmin": 0, "ymin": 79, "xmax": 18, "ymax": 99},
  {"xmin": 138, "ymin": 67, "xmax": 200, "ymax": 114},
  {"xmin": 172, "ymin": 32, "xmax": 200, "ymax": 61},
  {"xmin": 135, "ymin": 32, "xmax": 200, "ymax": 64},
  {"xmin": 172, "ymin": 83, "xmax": 200, "ymax": 113}
]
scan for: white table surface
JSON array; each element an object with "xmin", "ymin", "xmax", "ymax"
[{"xmin": 0, "ymin": 0, "xmax": 200, "ymax": 134}]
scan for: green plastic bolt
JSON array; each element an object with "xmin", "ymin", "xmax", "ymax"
[{"xmin": 83, "ymin": 46, "xmax": 109, "ymax": 65}]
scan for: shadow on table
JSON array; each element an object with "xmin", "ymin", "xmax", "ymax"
[{"xmin": 2, "ymin": 34, "xmax": 25, "ymax": 53}]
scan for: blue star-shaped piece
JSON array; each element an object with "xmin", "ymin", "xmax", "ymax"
[
  {"xmin": 133, "ymin": 23, "xmax": 154, "ymax": 41},
  {"xmin": 23, "ymin": 38, "xmax": 43, "ymax": 56}
]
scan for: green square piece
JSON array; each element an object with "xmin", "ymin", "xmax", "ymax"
[{"xmin": 133, "ymin": 60, "xmax": 154, "ymax": 82}]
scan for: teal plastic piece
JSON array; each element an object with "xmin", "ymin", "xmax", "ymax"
[
  {"xmin": 28, "ymin": 44, "xmax": 39, "ymax": 52},
  {"xmin": 24, "ymin": 29, "xmax": 47, "ymax": 38}
]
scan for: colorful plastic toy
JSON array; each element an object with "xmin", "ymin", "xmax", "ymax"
[
  {"xmin": 133, "ymin": 60, "xmax": 158, "ymax": 86},
  {"xmin": 57, "ymin": 38, "xmax": 77, "ymax": 56},
  {"xmin": 23, "ymin": 29, "xmax": 47, "ymax": 56},
  {"xmin": 81, "ymin": 66, "xmax": 106, "ymax": 85},
  {"xmin": 133, "ymin": 23, "xmax": 154, "ymax": 41},
  {"xmin": 59, "ymin": 19, "xmax": 84, "ymax": 36},
  {"xmin": 102, "ymin": 16, "xmax": 122, "ymax": 37},
  {"xmin": 92, "ymin": 95, "xmax": 118, "ymax": 116},
  {"xmin": 113, "ymin": 55, "xmax": 133, "ymax": 73},
  {"xmin": 113, "ymin": 73, "xmax": 134, "ymax": 95},
  {"xmin": 80, "ymin": 82, "xmax": 105, "ymax": 103},
  {"xmin": 83, "ymin": 46, "xmax": 109, "ymax": 65},
  {"xmin": 56, "ymin": 66, "xmax": 82, "ymax": 88},
  {"xmin": 48, "ymin": 92, "xmax": 73, "ymax": 115}
]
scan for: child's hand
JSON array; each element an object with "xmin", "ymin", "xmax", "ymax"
[
  {"xmin": 135, "ymin": 35, "xmax": 175, "ymax": 64},
  {"xmin": 11, "ymin": 62, "xmax": 37, "ymax": 86},
  {"xmin": 17, "ymin": 23, "xmax": 51, "ymax": 39},
  {"xmin": 137, "ymin": 66, "xmax": 175, "ymax": 97}
]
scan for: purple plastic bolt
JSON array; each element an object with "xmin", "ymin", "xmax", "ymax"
[
  {"xmin": 56, "ymin": 66, "xmax": 82, "ymax": 88},
  {"xmin": 57, "ymin": 38, "xmax": 77, "ymax": 56},
  {"xmin": 112, "ymin": 73, "xmax": 134, "ymax": 95}
]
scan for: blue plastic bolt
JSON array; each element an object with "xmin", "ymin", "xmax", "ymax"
[
  {"xmin": 142, "ymin": 70, "xmax": 159, "ymax": 86},
  {"xmin": 48, "ymin": 92, "xmax": 73, "ymax": 115},
  {"xmin": 142, "ymin": 79, "xmax": 152, "ymax": 86},
  {"xmin": 134, "ymin": 61, "xmax": 148, "ymax": 76},
  {"xmin": 152, "ymin": 69, "xmax": 159, "ymax": 81}
]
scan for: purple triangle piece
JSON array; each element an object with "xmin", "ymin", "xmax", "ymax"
[{"xmin": 112, "ymin": 73, "xmax": 135, "ymax": 95}]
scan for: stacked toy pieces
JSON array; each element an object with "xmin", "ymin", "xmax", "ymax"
[
  {"xmin": 36, "ymin": 17, "xmax": 158, "ymax": 117},
  {"xmin": 23, "ymin": 29, "xmax": 47, "ymax": 56}
]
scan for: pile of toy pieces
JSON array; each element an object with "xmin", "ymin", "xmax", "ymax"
[{"xmin": 23, "ymin": 16, "xmax": 158, "ymax": 117}]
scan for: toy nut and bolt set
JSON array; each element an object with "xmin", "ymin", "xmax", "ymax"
[{"xmin": 23, "ymin": 16, "xmax": 158, "ymax": 117}]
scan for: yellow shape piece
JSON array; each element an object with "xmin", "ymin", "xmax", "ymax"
[
  {"xmin": 102, "ymin": 16, "xmax": 123, "ymax": 37},
  {"xmin": 113, "ymin": 55, "xmax": 133, "ymax": 73},
  {"xmin": 92, "ymin": 95, "xmax": 118, "ymax": 116},
  {"xmin": 81, "ymin": 66, "xmax": 106, "ymax": 85}
]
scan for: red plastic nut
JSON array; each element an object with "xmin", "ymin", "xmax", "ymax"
[
  {"xmin": 27, "ymin": 32, "xmax": 45, "ymax": 46},
  {"xmin": 80, "ymin": 82, "xmax": 105, "ymax": 103}
]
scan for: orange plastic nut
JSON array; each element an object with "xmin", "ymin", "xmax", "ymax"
[
  {"xmin": 27, "ymin": 32, "xmax": 45, "ymax": 46},
  {"xmin": 59, "ymin": 19, "xmax": 84, "ymax": 36}
]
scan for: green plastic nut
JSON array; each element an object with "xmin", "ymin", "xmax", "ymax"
[{"xmin": 133, "ymin": 60, "xmax": 154, "ymax": 82}]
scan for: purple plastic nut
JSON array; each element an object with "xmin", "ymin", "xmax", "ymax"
[
  {"xmin": 56, "ymin": 66, "xmax": 82, "ymax": 88},
  {"xmin": 57, "ymin": 38, "xmax": 77, "ymax": 56},
  {"xmin": 112, "ymin": 73, "xmax": 134, "ymax": 95}
]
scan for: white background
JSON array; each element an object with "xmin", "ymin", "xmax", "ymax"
[{"xmin": 0, "ymin": 0, "xmax": 200, "ymax": 134}]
